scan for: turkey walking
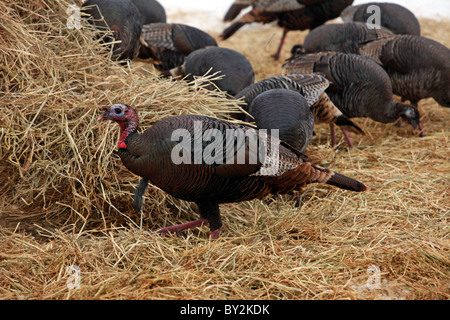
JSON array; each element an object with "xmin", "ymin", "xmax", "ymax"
[
  {"xmin": 340, "ymin": 2, "xmax": 420, "ymax": 35},
  {"xmin": 82, "ymin": 0, "xmax": 142, "ymax": 61},
  {"xmin": 100, "ymin": 104, "xmax": 368, "ymax": 238},
  {"xmin": 283, "ymin": 52, "xmax": 423, "ymax": 144},
  {"xmin": 234, "ymin": 73, "xmax": 364, "ymax": 147},
  {"xmin": 138, "ymin": 23, "xmax": 218, "ymax": 71},
  {"xmin": 220, "ymin": 0, "xmax": 354, "ymax": 60},
  {"xmin": 163, "ymin": 46, "xmax": 255, "ymax": 97},
  {"xmin": 223, "ymin": 0, "xmax": 328, "ymax": 21}
]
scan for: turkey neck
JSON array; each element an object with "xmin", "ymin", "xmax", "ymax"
[{"xmin": 116, "ymin": 115, "xmax": 139, "ymax": 149}]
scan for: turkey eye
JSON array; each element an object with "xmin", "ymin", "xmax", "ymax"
[{"xmin": 114, "ymin": 108, "xmax": 122, "ymax": 114}]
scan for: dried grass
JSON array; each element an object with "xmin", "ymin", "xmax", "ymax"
[{"xmin": 0, "ymin": 1, "xmax": 449, "ymax": 300}]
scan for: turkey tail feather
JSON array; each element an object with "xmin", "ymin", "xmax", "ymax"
[
  {"xmin": 334, "ymin": 115, "xmax": 365, "ymax": 135},
  {"xmin": 326, "ymin": 172, "xmax": 368, "ymax": 192},
  {"xmin": 307, "ymin": 164, "xmax": 368, "ymax": 192}
]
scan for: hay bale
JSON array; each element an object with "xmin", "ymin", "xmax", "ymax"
[
  {"xmin": 0, "ymin": 0, "xmax": 242, "ymax": 230},
  {"xmin": 0, "ymin": 1, "xmax": 449, "ymax": 301}
]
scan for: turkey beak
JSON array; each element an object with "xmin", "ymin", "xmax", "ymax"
[{"xmin": 99, "ymin": 107, "xmax": 111, "ymax": 120}]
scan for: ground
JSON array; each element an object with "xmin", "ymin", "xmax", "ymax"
[{"xmin": 0, "ymin": 3, "xmax": 449, "ymax": 300}]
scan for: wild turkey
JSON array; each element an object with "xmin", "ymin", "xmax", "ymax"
[
  {"xmin": 220, "ymin": 0, "xmax": 354, "ymax": 60},
  {"xmin": 131, "ymin": 0, "xmax": 166, "ymax": 25},
  {"xmin": 163, "ymin": 46, "xmax": 255, "ymax": 97},
  {"xmin": 356, "ymin": 35, "xmax": 450, "ymax": 109},
  {"xmin": 223, "ymin": 0, "xmax": 328, "ymax": 21},
  {"xmin": 297, "ymin": 22, "xmax": 394, "ymax": 54},
  {"xmin": 283, "ymin": 52, "xmax": 423, "ymax": 143},
  {"xmin": 234, "ymin": 73, "xmax": 364, "ymax": 147},
  {"xmin": 300, "ymin": 29, "xmax": 450, "ymax": 109},
  {"xmin": 246, "ymin": 88, "xmax": 314, "ymax": 207},
  {"xmin": 340, "ymin": 2, "xmax": 421, "ymax": 35},
  {"xmin": 100, "ymin": 104, "xmax": 368, "ymax": 238},
  {"xmin": 247, "ymin": 88, "xmax": 314, "ymax": 153},
  {"xmin": 138, "ymin": 23, "xmax": 218, "ymax": 71},
  {"xmin": 82, "ymin": 0, "xmax": 142, "ymax": 60}
]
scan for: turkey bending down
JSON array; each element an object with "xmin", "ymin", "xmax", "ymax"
[
  {"xmin": 355, "ymin": 35, "xmax": 450, "ymax": 109},
  {"xmin": 340, "ymin": 2, "xmax": 421, "ymax": 36},
  {"xmin": 138, "ymin": 23, "xmax": 218, "ymax": 71},
  {"xmin": 220, "ymin": 0, "xmax": 354, "ymax": 60},
  {"xmin": 163, "ymin": 46, "xmax": 255, "ymax": 97},
  {"xmin": 82, "ymin": 0, "xmax": 142, "ymax": 61},
  {"xmin": 283, "ymin": 52, "xmax": 424, "ymax": 142},
  {"xmin": 296, "ymin": 22, "xmax": 394, "ymax": 54},
  {"xmin": 245, "ymin": 89, "xmax": 314, "ymax": 207},
  {"xmin": 298, "ymin": 27, "xmax": 450, "ymax": 109},
  {"xmin": 246, "ymin": 88, "xmax": 315, "ymax": 153},
  {"xmin": 100, "ymin": 104, "xmax": 368, "ymax": 238},
  {"xmin": 131, "ymin": 0, "xmax": 166, "ymax": 25},
  {"xmin": 233, "ymin": 73, "xmax": 364, "ymax": 147}
]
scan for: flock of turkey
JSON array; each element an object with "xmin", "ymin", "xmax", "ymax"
[{"xmin": 84, "ymin": 0, "xmax": 449, "ymax": 239}]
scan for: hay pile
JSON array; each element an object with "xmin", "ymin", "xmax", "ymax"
[
  {"xmin": 0, "ymin": 1, "xmax": 449, "ymax": 300},
  {"xmin": 0, "ymin": 0, "xmax": 240, "ymax": 232}
]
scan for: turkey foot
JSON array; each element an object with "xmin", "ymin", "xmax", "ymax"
[
  {"xmin": 418, "ymin": 122, "xmax": 426, "ymax": 137},
  {"xmin": 210, "ymin": 228, "xmax": 222, "ymax": 240},
  {"xmin": 157, "ymin": 218, "xmax": 209, "ymax": 237}
]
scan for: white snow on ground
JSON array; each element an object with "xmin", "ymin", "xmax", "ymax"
[{"xmin": 157, "ymin": 0, "xmax": 450, "ymax": 32}]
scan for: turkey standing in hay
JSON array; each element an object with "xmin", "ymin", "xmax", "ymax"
[
  {"xmin": 220, "ymin": 0, "xmax": 354, "ymax": 60},
  {"xmin": 162, "ymin": 46, "xmax": 255, "ymax": 97},
  {"xmin": 283, "ymin": 51, "xmax": 424, "ymax": 142},
  {"xmin": 100, "ymin": 104, "xmax": 368, "ymax": 238},
  {"xmin": 138, "ymin": 23, "xmax": 218, "ymax": 71},
  {"xmin": 233, "ymin": 73, "xmax": 365, "ymax": 147}
]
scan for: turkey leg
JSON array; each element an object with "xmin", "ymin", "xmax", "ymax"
[
  {"xmin": 158, "ymin": 218, "xmax": 209, "ymax": 236},
  {"xmin": 157, "ymin": 202, "xmax": 223, "ymax": 239}
]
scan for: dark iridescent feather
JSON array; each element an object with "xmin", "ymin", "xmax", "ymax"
[
  {"xmin": 131, "ymin": 0, "xmax": 166, "ymax": 24},
  {"xmin": 283, "ymin": 52, "xmax": 422, "ymax": 127},
  {"xmin": 341, "ymin": 2, "xmax": 420, "ymax": 35},
  {"xmin": 82, "ymin": 0, "xmax": 142, "ymax": 60},
  {"xmin": 101, "ymin": 104, "xmax": 368, "ymax": 238},
  {"xmin": 139, "ymin": 23, "xmax": 218, "ymax": 71}
]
